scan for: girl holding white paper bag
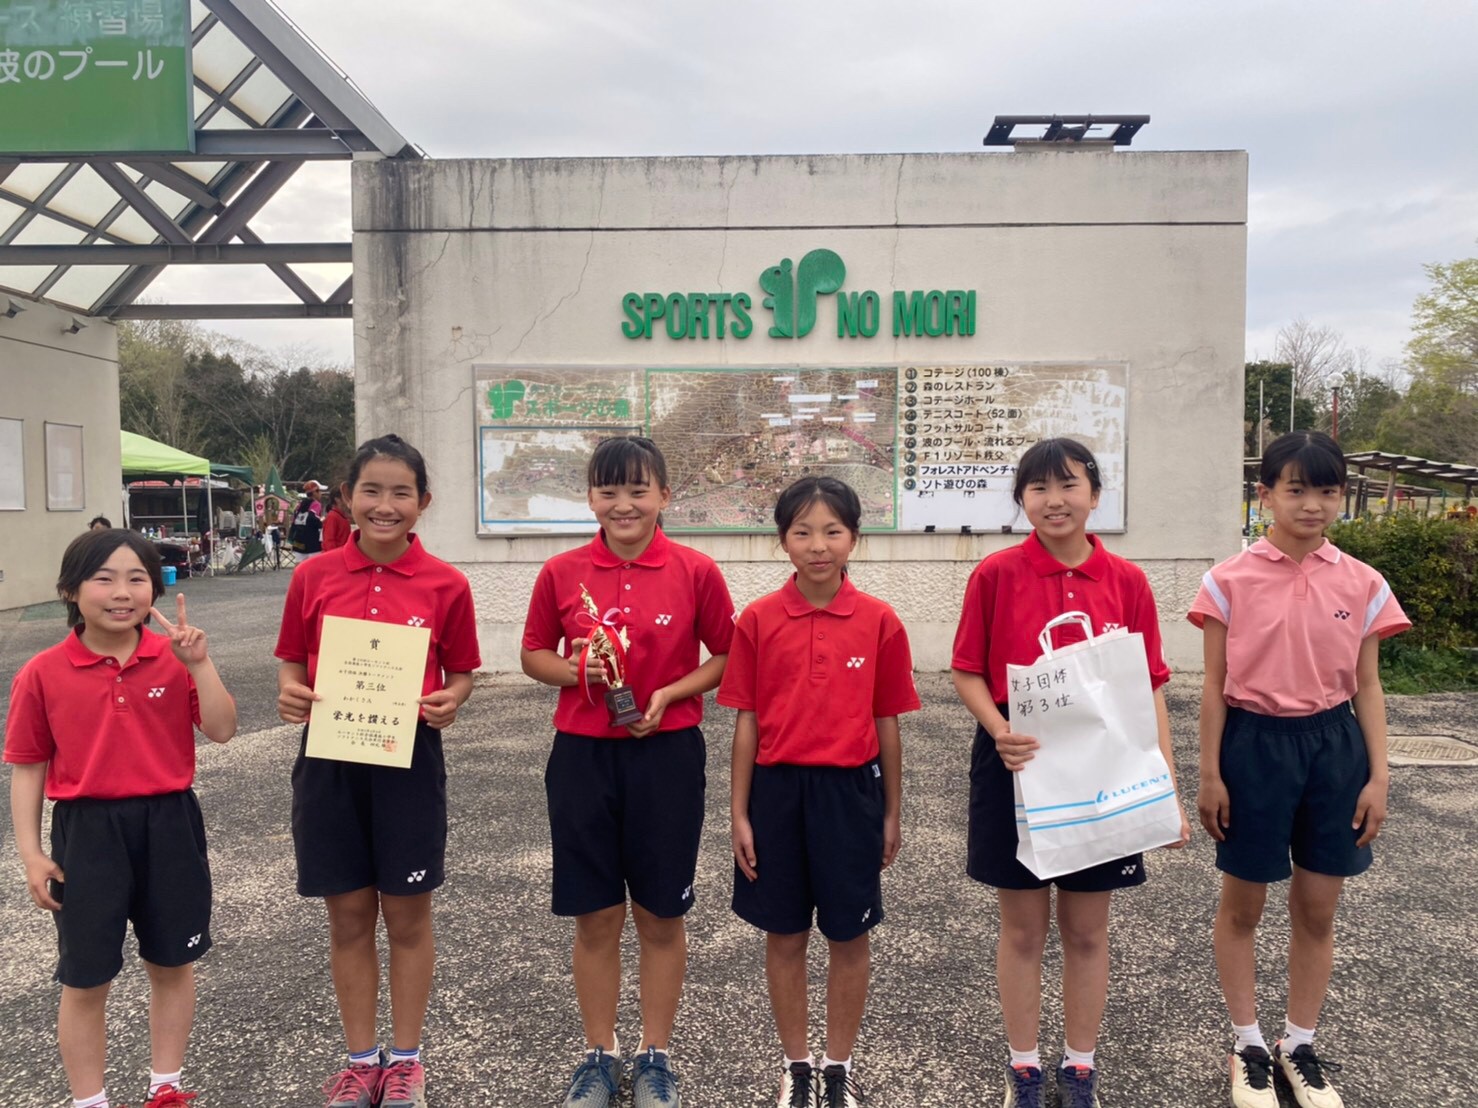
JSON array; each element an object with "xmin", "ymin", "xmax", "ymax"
[{"xmin": 951, "ymin": 438, "xmax": 1189, "ymax": 1108}]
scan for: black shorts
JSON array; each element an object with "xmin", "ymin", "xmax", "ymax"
[
  {"xmin": 545, "ymin": 727, "xmax": 706, "ymax": 918},
  {"xmin": 967, "ymin": 720, "xmax": 1147, "ymax": 893},
  {"xmin": 732, "ymin": 762, "xmax": 885, "ymax": 942},
  {"xmin": 1216, "ymin": 702, "xmax": 1373, "ymax": 883},
  {"xmin": 50, "ymin": 790, "xmax": 213, "ymax": 989},
  {"xmin": 291, "ymin": 722, "xmax": 448, "ymax": 897}
]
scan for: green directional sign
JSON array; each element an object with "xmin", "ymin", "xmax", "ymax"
[{"xmin": 0, "ymin": 0, "xmax": 194, "ymax": 155}]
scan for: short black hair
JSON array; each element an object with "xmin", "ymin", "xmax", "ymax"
[
  {"xmin": 344, "ymin": 434, "xmax": 429, "ymax": 496},
  {"xmin": 1259, "ymin": 431, "xmax": 1346, "ymax": 489},
  {"xmin": 1012, "ymin": 438, "xmax": 1103, "ymax": 506},
  {"xmin": 56, "ymin": 529, "xmax": 163, "ymax": 628},
  {"xmin": 87, "ymin": 515, "xmax": 112, "ymax": 529},
  {"xmin": 588, "ymin": 436, "xmax": 669, "ymax": 490},
  {"xmin": 774, "ymin": 476, "xmax": 863, "ymax": 537}
]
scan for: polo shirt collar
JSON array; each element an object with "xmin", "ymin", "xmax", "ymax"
[
  {"xmin": 63, "ymin": 625, "xmax": 165, "ymax": 668},
  {"xmin": 781, "ymin": 572, "xmax": 860, "ymax": 617},
  {"xmin": 1022, "ymin": 531, "xmax": 1106, "ymax": 580},
  {"xmin": 589, "ymin": 526, "xmax": 671, "ymax": 569},
  {"xmin": 1249, "ymin": 536, "xmax": 1341, "ymax": 564},
  {"xmin": 342, "ymin": 532, "xmax": 427, "ymax": 576}
]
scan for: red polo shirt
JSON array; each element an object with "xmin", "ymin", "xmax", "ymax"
[
  {"xmin": 718, "ymin": 575, "xmax": 921, "ymax": 767},
  {"xmin": 952, "ymin": 532, "xmax": 1171, "ymax": 705},
  {"xmin": 4, "ymin": 627, "xmax": 203, "ymax": 800},
  {"xmin": 275, "ymin": 532, "xmax": 482, "ymax": 699},
  {"xmin": 523, "ymin": 527, "xmax": 736, "ymax": 738},
  {"xmin": 321, "ymin": 508, "xmax": 351, "ymax": 551}
]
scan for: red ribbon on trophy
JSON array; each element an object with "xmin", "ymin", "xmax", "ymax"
[{"xmin": 575, "ymin": 583, "xmax": 644, "ymax": 726}]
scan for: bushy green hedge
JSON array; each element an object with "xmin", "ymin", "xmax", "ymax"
[{"xmin": 1327, "ymin": 514, "xmax": 1478, "ymax": 650}]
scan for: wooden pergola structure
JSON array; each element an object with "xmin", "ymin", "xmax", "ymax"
[{"xmin": 1242, "ymin": 450, "xmax": 1478, "ymax": 527}]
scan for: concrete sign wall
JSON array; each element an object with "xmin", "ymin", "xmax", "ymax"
[{"xmin": 352, "ymin": 150, "xmax": 1248, "ymax": 671}]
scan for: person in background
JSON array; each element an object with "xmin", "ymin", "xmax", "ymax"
[
  {"xmin": 87, "ymin": 517, "xmax": 111, "ymax": 532},
  {"xmin": 321, "ymin": 488, "xmax": 352, "ymax": 552}
]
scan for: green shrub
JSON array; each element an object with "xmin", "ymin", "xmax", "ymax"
[{"xmin": 1326, "ymin": 514, "xmax": 1478, "ymax": 651}]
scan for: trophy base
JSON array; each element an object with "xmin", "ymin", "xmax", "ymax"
[{"xmin": 605, "ymin": 684, "xmax": 645, "ymax": 728}]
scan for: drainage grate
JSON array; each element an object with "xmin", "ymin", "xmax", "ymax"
[{"xmin": 1388, "ymin": 735, "xmax": 1478, "ymax": 767}]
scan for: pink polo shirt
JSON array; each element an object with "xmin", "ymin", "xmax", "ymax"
[{"xmin": 1188, "ymin": 537, "xmax": 1410, "ymax": 717}]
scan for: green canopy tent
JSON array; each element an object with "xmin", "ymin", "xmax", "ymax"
[{"xmin": 120, "ymin": 432, "xmax": 254, "ymax": 572}]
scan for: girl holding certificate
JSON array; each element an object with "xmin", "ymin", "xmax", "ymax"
[
  {"xmin": 950, "ymin": 438, "xmax": 1189, "ymax": 1108},
  {"xmin": 275, "ymin": 434, "xmax": 481, "ymax": 1108},
  {"xmin": 521, "ymin": 435, "xmax": 735, "ymax": 1108}
]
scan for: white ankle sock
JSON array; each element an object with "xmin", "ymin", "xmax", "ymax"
[
  {"xmin": 784, "ymin": 1053, "xmax": 815, "ymax": 1070},
  {"xmin": 1281, "ymin": 1020, "xmax": 1315, "ymax": 1051},
  {"xmin": 820, "ymin": 1054, "xmax": 851, "ymax": 1074},
  {"xmin": 589, "ymin": 1032, "xmax": 620, "ymax": 1057},
  {"xmin": 1009, "ymin": 1046, "xmax": 1041, "ymax": 1069},
  {"xmin": 74, "ymin": 1092, "xmax": 108, "ymax": 1108},
  {"xmin": 349, "ymin": 1046, "xmax": 380, "ymax": 1067},
  {"xmin": 1233, "ymin": 1021, "xmax": 1267, "ymax": 1053},
  {"xmin": 1062, "ymin": 1045, "xmax": 1095, "ymax": 1071},
  {"xmin": 148, "ymin": 1070, "xmax": 182, "ymax": 1096},
  {"xmin": 388, "ymin": 1046, "xmax": 420, "ymax": 1066}
]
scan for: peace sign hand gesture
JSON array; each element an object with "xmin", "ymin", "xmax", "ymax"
[{"xmin": 149, "ymin": 593, "xmax": 209, "ymax": 667}]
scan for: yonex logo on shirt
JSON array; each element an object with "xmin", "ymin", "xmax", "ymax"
[
  {"xmin": 147, "ymin": 687, "xmax": 166, "ymax": 698},
  {"xmin": 655, "ymin": 614, "xmax": 673, "ymax": 625},
  {"xmin": 407, "ymin": 870, "xmax": 427, "ymax": 883},
  {"xmin": 846, "ymin": 657, "xmax": 865, "ymax": 668},
  {"xmin": 1101, "ymin": 622, "xmax": 1123, "ymax": 633},
  {"xmin": 406, "ymin": 616, "xmax": 426, "ymax": 627},
  {"xmin": 1334, "ymin": 610, "xmax": 1351, "ymax": 620}
]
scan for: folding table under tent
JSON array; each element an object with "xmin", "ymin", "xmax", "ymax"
[{"xmin": 120, "ymin": 430, "xmax": 233, "ymax": 574}]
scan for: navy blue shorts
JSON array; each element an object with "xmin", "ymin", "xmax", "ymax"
[
  {"xmin": 50, "ymin": 790, "xmax": 213, "ymax": 988},
  {"xmin": 1216, "ymin": 702, "xmax": 1372, "ymax": 883},
  {"xmin": 967, "ymin": 720, "xmax": 1147, "ymax": 893},
  {"xmin": 732, "ymin": 761, "xmax": 885, "ymax": 942},
  {"xmin": 291, "ymin": 721, "xmax": 447, "ymax": 897},
  {"xmin": 545, "ymin": 726, "xmax": 706, "ymax": 918}
]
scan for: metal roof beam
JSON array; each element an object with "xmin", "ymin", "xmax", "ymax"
[
  {"xmin": 112, "ymin": 302, "xmax": 352, "ymax": 319},
  {"xmin": 235, "ymin": 226, "xmax": 323, "ymax": 304},
  {"xmin": 200, "ymin": 0, "xmax": 416, "ymax": 158},
  {"xmin": 121, "ymin": 162, "xmax": 225, "ymax": 212},
  {"xmin": 93, "ymin": 163, "xmax": 193, "ymax": 244},
  {"xmin": 80, "ymin": 129, "xmax": 361, "ymax": 162},
  {"xmin": 326, "ymin": 276, "xmax": 352, "ymax": 305},
  {"xmin": 0, "ymin": 243, "xmax": 350, "ymax": 265}
]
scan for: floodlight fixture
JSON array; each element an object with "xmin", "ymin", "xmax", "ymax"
[
  {"xmin": 2, "ymin": 298, "xmax": 24, "ymax": 318},
  {"xmin": 62, "ymin": 316, "xmax": 87, "ymax": 335}
]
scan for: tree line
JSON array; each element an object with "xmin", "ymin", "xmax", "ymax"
[
  {"xmin": 118, "ymin": 318, "xmax": 356, "ymax": 486},
  {"xmin": 1246, "ymin": 252, "xmax": 1478, "ymax": 464}
]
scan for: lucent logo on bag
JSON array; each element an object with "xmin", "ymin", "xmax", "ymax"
[{"xmin": 1095, "ymin": 773, "xmax": 1172, "ymax": 804}]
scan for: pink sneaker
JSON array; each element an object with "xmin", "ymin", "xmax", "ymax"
[
  {"xmin": 322, "ymin": 1061, "xmax": 383, "ymax": 1108},
  {"xmin": 378, "ymin": 1058, "xmax": 427, "ymax": 1108}
]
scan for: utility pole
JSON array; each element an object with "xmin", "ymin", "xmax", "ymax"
[{"xmin": 1258, "ymin": 378, "xmax": 1265, "ymax": 456}]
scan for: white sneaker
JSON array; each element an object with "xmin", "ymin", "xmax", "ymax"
[
  {"xmin": 1228, "ymin": 1045, "xmax": 1277, "ymax": 1108},
  {"xmin": 777, "ymin": 1061, "xmax": 818, "ymax": 1107},
  {"xmin": 819, "ymin": 1064, "xmax": 864, "ymax": 1108},
  {"xmin": 1274, "ymin": 1042, "xmax": 1344, "ymax": 1108}
]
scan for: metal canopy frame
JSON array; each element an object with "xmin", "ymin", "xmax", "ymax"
[
  {"xmin": 0, "ymin": 0, "xmax": 419, "ymax": 321},
  {"xmin": 984, "ymin": 115, "xmax": 1150, "ymax": 147}
]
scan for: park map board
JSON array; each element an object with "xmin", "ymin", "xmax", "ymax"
[{"xmin": 474, "ymin": 364, "xmax": 1127, "ymax": 535}]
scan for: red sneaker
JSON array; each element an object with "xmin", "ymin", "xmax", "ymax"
[{"xmin": 322, "ymin": 1061, "xmax": 383, "ymax": 1108}]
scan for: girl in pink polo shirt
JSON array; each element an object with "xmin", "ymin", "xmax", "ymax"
[
  {"xmin": 1190, "ymin": 431, "xmax": 1409, "ymax": 1108},
  {"xmin": 522, "ymin": 435, "xmax": 735, "ymax": 1108},
  {"xmin": 951, "ymin": 437, "xmax": 1189, "ymax": 1108},
  {"xmin": 720, "ymin": 475, "xmax": 920, "ymax": 1108}
]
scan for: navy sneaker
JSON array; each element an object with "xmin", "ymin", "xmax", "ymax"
[
  {"xmin": 561, "ymin": 1047, "xmax": 622, "ymax": 1108},
  {"xmin": 631, "ymin": 1046, "xmax": 680, "ymax": 1107},
  {"xmin": 1003, "ymin": 1064, "xmax": 1043, "ymax": 1108},
  {"xmin": 1055, "ymin": 1064, "xmax": 1101, "ymax": 1108}
]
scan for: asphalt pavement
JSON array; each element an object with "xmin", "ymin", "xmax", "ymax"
[{"xmin": 1, "ymin": 567, "xmax": 1475, "ymax": 1107}]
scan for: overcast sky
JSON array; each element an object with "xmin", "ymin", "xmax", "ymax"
[{"xmin": 163, "ymin": 0, "xmax": 1478, "ymax": 375}]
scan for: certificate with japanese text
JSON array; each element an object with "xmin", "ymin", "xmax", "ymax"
[{"xmin": 307, "ymin": 615, "xmax": 431, "ymax": 768}]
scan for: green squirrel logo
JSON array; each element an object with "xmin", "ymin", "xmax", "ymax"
[{"xmin": 759, "ymin": 249, "xmax": 846, "ymax": 338}]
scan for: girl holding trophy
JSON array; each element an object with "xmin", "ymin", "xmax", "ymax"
[{"xmin": 521, "ymin": 435, "xmax": 736, "ymax": 1108}]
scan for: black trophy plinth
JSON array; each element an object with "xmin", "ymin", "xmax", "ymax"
[{"xmin": 605, "ymin": 683, "xmax": 644, "ymax": 727}]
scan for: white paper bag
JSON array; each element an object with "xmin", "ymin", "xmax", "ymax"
[{"xmin": 1007, "ymin": 612, "xmax": 1182, "ymax": 880}]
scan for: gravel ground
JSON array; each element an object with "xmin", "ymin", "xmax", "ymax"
[{"xmin": 1, "ymin": 568, "xmax": 1474, "ymax": 1106}]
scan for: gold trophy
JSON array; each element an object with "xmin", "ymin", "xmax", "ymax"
[{"xmin": 578, "ymin": 584, "xmax": 644, "ymax": 727}]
